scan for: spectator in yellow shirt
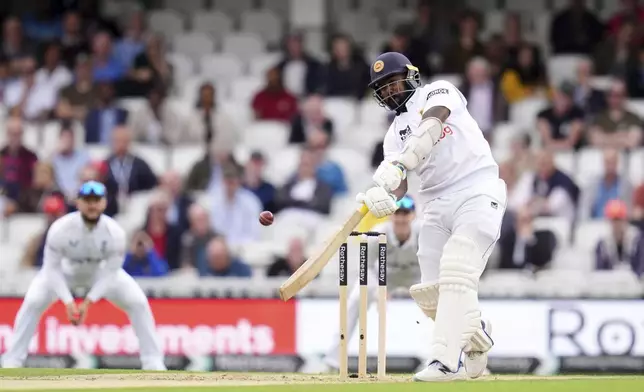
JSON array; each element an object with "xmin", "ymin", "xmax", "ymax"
[{"xmin": 501, "ymin": 44, "xmax": 549, "ymax": 104}]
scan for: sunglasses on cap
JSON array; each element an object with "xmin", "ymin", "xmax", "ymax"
[
  {"xmin": 78, "ymin": 181, "xmax": 106, "ymax": 198},
  {"xmin": 396, "ymin": 196, "xmax": 415, "ymax": 211}
]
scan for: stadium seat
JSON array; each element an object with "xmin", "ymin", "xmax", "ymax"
[
  {"xmin": 101, "ymin": 0, "xmax": 141, "ymax": 19},
  {"xmin": 505, "ymin": 0, "xmax": 546, "ymax": 11},
  {"xmin": 199, "ymin": 53, "xmax": 244, "ymax": 80},
  {"xmin": 429, "ymin": 74, "xmax": 463, "ymax": 87},
  {"xmin": 192, "ymin": 11, "xmax": 233, "ymax": 42},
  {"xmin": 323, "ymin": 98, "xmax": 358, "ymax": 131},
  {"xmin": 483, "ymin": 11, "xmax": 505, "ymax": 35},
  {"xmin": 170, "ymin": 145, "xmax": 206, "ymax": 177},
  {"xmin": 509, "ymin": 97, "xmax": 548, "ymax": 131},
  {"xmin": 132, "ymin": 144, "xmax": 169, "ymax": 175},
  {"xmin": 335, "ymin": 124, "xmax": 387, "ymax": 154},
  {"xmin": 120, "ymin": 190, "xmax": 155, "ymax": 230},
  {"xmin": 229, "ymin": 76, "xmax": 264, "ymax": 107},
  {"xmin": 5, "ymin": 214, "xmax": 47, "ymax": 246},
  {"xmin": 241, "ymin": 121, "xmax": 289, "ymax": 153},
  {"xmin": 479, "ymin": 270, "xmax": 536, "ymax": 298},
  {"xmin": 262, "ymin": 145, "xmax": 300, "ymax": 187},
  {"xmin": 358, "ymin": 99, "xmax": 388, "ymax": 127},
  {"xmin": 222, "ymin": 33, "xmax": 266, "ymax": 62},
  {"xmin": 337, "ymin": 12, "xmax": 380, "ymax": 45},
  {"xmin": 248, "ymin": 53, "xmax": 282, "ymax": 77},
  {"xmin": 548, "ymin": 55, "xmax": 588, "ymax": 87},
  {"xmin": 85, "ymin": 145, "xmax": 111, "ymax": 162},
  {"xmin": 574, "ymin": 220, "xmax": 610, "ymax": 251},
  {"xmin": 213, "ymin": 0, "xmax": 254, "ymax": 19},
  {"xmin": 166, "ymin": 52, "xmax": 194, "ymax": 87},
  {"xmin": 553, "ymin": 151, "xmax": 575, "ymax": 177},
  {"xmin": 385, "ymin": 10, "xmax": 415, "ymax": 30},
  {"xmin": 147, "ymin": 10, "xmax": 185, "ymax": 37},
  {"xmin": 173, "ymin": 32, "xmax": 215, "ymax": 62},
  {"xmin": 161, "ymin": 0, "xmax": 206, "ymax": 16},
  {"xmin": 586, "ymin": 270, "xmax": 643, "ymax": 298},
  {"xmin": 240, "ymin": 10, "xmax": 283, "ymax": 48},
  {"xmin": 0, "ymin": 243, "xmax": 24, "ymax": 274},
  {"xmin": 237, "ymin": 241, "xmax": 279, "ymax": 267},
  {"xmin": 628, "ymin": 148, "xmax": 644, "ymax": 185},
  {"xmin": 326, "ymin": 146, "xmax": 369, "ymax": 192},
  {"xmin": 589, "ymin": 76, "xmax": 614, "ymax": 91},
  {"xmin": 534, "ymin": 269, "xmax": 587, "ymax": 298},
  {"xmin": 627, "ymin": 99, "xmax": 644, "ymax": 118},
  {"xmin": 575, "ymin": 148, "xmax": 626, "ymax": 187}
]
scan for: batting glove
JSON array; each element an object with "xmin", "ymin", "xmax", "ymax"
[
  {"xmin": 356, "ymin": 187, "xmax": 398, "ymax": 218},
  {"xmin": 373, "ymin": 160, "xmax": 406, "ymax": 193}
]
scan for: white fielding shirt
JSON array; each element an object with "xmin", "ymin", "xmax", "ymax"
[
  {"xmin": 42, "ymin": 212, "xmax": 127, "ymax": 304},
  {"xmin": 368, "ymin": 220, "xmax": 421, "ymax": 288},
  {"xmin": 382, "ymin": 80, "xmax": 499, "ymax": 201}
]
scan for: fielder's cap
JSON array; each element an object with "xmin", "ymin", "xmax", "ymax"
[
  {"xmin": 605, "ymin": 199, "xmax": 627, "ymax": 220},
  {"xmin": 78, "ymin": 181, "xmax": 107, "ymax": 198},
  {"xmin": 395, "ymin": 195, "xmax": 416, "ymax": 212}
]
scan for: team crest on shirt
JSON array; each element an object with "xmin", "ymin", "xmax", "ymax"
[{"xmin": 399, "ymin": 126, "xmax": 411, "ymax": 142}]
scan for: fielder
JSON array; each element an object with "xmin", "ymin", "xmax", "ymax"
[
  {"xmin": 1, "ymin": 181, "xmax": 166, "ymax": 370},
  {"xmin": 324, "ymin": 196, "xmax": 420, "ymax": 369},
  {"xmin": 356, "ymin": 52, "xmax": 506, "ymax": 381}
]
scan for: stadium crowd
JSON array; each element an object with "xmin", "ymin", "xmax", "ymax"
[{"xmin": 0, "ymin": 0, "xmax": 643, "ymax": 294}]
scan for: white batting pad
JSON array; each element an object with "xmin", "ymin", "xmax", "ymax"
[
  {"xmin": 430, "ymin": 235, "xmax": 484, "ymax": 372},
  {"xmin": 409, "ymin": 282, "xmax": 439, "ymax": 319}
]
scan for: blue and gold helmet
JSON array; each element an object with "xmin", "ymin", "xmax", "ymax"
[{"xmin": 368, "ymin": 52, "xmax": 421, "ymax": 112}]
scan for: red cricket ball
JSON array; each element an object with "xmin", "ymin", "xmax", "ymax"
[{"xmin": 259, "ymin": 211, "xmax": 274, "ymax": 226}]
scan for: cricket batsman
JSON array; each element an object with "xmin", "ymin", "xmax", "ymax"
[
  {"xmin": 1, "ymin": 181, "xmax": 166, "ymax": 370},
  {"xmin": 356, "ymin": 52, "xmax": 506, "ymax": 381},
  {"xmin": 324, "ymin": 195, "xmax": 420, "ymax": 370}
]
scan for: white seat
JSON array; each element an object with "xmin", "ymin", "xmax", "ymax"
[
  {"xmin": 586, "ymin": 270, "xmax": 643, "ymax": 298},
  {"xmin": 148, "ymin": 10, "xmax": 185, "ymax": 37},
  {"xmin": 358, "ymin": 99, "xmax": 388, "ymax": 127},
  {"xmin": 213, "ymin": 0, "xmax": 253, "ymax": 19},
  {"xmin": 173, "ymin": 32, "xmax": 215, "ymax": 62},
  {"xmin": 548, "ymin": 55, "xmax": 589, "ymax": 87},
  {"xmin": 385, "ymin": 10, "xmax": 414, "ymax": 30},
  {"xmin": 553, "ymin": 151, "xmax": 575, "ymax": 177},
  {"xmin": 0, "ymin": 244, "xmax": 25, "ymax": 274},
  {"xmin": 240, "ymin": 10, "xmax": 283, "ymax": 48},
  {"xmin": 229, "ymin": 76, "xmax": 264, "ymax": 107},
  {"xmin": 6, "ymin": 214, "xmax": 47, "ymax": 246},
  {"xmin": 237, "ymin": 241, "xmax": 280, "ymax": 267},
  {"xmin": 337, "ymin": 12, "xmax": 380, "ymax": 45},
  {"xmin": 199, "ymin": 53, "xmax": 244, "ymax": 80},
  {"xmin": 118, "ymin": 97, "xmax": 146, "ymax": 114},
  {"xmin": 263, "ymin": 145, "xmax": 301, "ymax": 187},
  {"xmin": 574, "ymin": 221, "xmax": 610, "ymax": 251},
  {"xmin": 490, "ymin": 122, "xmax": 519, "ymax": 162},
  {"xmin": 120, "ymin": 190, "xmax": 156, "ymax": 230},
  {"xmin": 483, "ymin": 11, "xmax": 505, "ymax": 35},
  {"xmin": 166, "ymin": 52, "xmax": 193, "ymax": 87},
  {"xmin": 626, "ymin": 99, "xmax": 644, "ymax": 118},
  {"xmin": 132, "ymin": 144, "xmax": 169, "ymax": 176},
  {"xmin": 248, "ymin": 53, "xmax": 282, "ymax": 77},
  {"xmin": 181, "ymin": 76, "xmax": 229, "ymax": 107},
  {"xmin": 326, "ymin": 147, "xmax": 368, "ymax": 193},
  {"xmin": 171, "ymin": 145, "xmax": 205, "ymax": 177},
  {"xmin": 192, "ymin": 11, "xmax": 233, "ymax": 41},
  {"xmin": 628, "ymin": 148, "xmax": 644, "ymax": 185},
  {"xmin": 534, "ymin": 269, "xmax": 587, "ymax": 298},
  {"xmin": 336, "ymin": 124, "xmax": 387, "ymax": 154},
  {"xmin": 505, "ymin": 0, "xmax": 546, "ymax": 11},
  {"xmin": 241, "ymin": 121, "xmax": 289, "ymax": 153},
  {"xmin": 85, "ymin": 145, "xmax": 110, "ymax": 161},
  {"xmin": 222, "ymin": 33, "xmax": 265, "ymax": 62},
  {"xmin": 533, "ymin": 217, "xmax": 572, "ymax": 247},
  {"xmin": 509, "ymin": 98, "xmax": 548, "ymax": 131},
  {"xmin": 162, "ymin": 0, "xmax": 206, "ymax": 16},
  {"xmin": 575, "ymin": 148, "xmax": 627, "ymax": 187},
  {"xmin": 479, "ymin": 270, "xmax": 535, "ymax": 298},
  {"xmin": 429, "ymin": 74, "xmax": 463, "ymax": 87},
  {"xmin": 323, "ymin": 98, "xmax": 358, "ymax": 132},
  {"xmin": 589, "ymin": 76, "xmax": 615, "ymax": 91}
]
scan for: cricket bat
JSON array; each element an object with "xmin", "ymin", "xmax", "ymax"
[{"xmin": 278, "ymin": 204, "xmax": 370, "ymax": 301}]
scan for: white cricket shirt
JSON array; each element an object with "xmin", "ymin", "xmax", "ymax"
[
  {"xmin": 368, "ymin": 220, "xmax": 422, "ymax": 288},
  {"xmin": 382, "ymin": 80, "xmax": 499, "ymax": 201},
  {"xmin": 41, "ymin": 211, "xmax": 127, "ymax": 304}
]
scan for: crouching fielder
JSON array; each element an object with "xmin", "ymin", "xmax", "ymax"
[
  {"xmin": 1, "ymin": 181, "xmax": 166, "ymax": 370},
  {"xmin": 357, "ymin": 52, "xmax": 506, "ymax": 381},
  {"xmin": 324, "ymin": 196, "xmax": 420, "ymax": 369}
]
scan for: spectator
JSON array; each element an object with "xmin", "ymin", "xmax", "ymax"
[
  {"xmin": 307, "ymin": 129, "xmax": 347, "ymax": 195},
  {"xmin": 267, "ymin": 237, "xmax": 306, "ymax": 277},
  {"xmin": 550, "ymin": 0, "xmax": 604, "ymax": 55},
  {"xmin": 123, "ymin": 231, "xmax": 169, "ymax": 277},
  {"xmin": 35, "ymin": 42, "xmax": 72, "ymax": 95},
  {"xmin": 77, "ymin": 0, "xmax": 121, "ymax": 39},
  {"xmin": 104, "ymin": 126, "xmax": 158, "ymax": 198},
  {"xmin": 21, "ymin": 1, "xmax": 62, "ymax": 42},
  {"xmin": 198, "ymin": 237, "xmax": 252, "ymax": 278},
  {"xmin": 504, "ymin": 13, "xmax": 529, "ymax": 65},
  {"xmin": 126, "ymin": 34, "xmax": 173, "ymax": 96},
  {"xmin": 572, "ymin": 59, "xmax": 606, "ymax": 118},
  {"xmin": 498, "ymin": 207, "xmax": 557, "ymax": 271},
  {"xmin": 0, "ymin": 160, "xmax": 18, "ymax": 217},
  {"xmin": 4, "ymin": 57, "xmax": 57, "ymax": 121},
  {"xmin": 159, "ymin": 171, "xmax": 193, "ymax": 233},
  {"xmin": 274, "ymin": 148, "xmax": 333, "ymax": 216},
  {"xmin": 84, "ymin": 81, "xmax": 128, "ymax": 144},
  {"xmin": 60, "ymin": 11, "xmax": 90, "ymax": 68},
  {"xmin": 51, "ymin": 124, "xmax": 90, "ymax": 200},
  {"xmin": 188, "ymin": 82, "xmax": 240, "ymax": 148},
  {"xmin": 142, "ymin": 190, "xmax": 182, "ymax": 270},
  {"xmin": 595, "ymin": 199, "xmax": 644, "ymax": 277},
  {"xmin": 588, "ymin": 80, "xmax": 643, "ymax": 149},
  {"xmin": 90, "ymin": 31, "xmax": 126, "ymax": 83},
  {"xmin": 0, "ymin": 56, "xmax": 13, "ymax": 99},
  {"xmin": 525, "ymin": 149, "xmax": 580, "ymax": 222},
  {"xmin": 408, "ymin": 1, "xmax": 450, "ymax": 56},
  {"xmin": 185, "ymin": 146, "xmax": 236, "ymax": 192},
  {"xmin": 442, "ymin": 11, "xmax": 485, "ymax": 74},
  {"xmin": 382, "ymin": 25, "xmax": 432, "ymax": 77},
  {"xmin": 209, "ymin": 163, "xmax": 262, "ymax": 248},
  {"xmin": 18, "ymin": 162, "xmax": 64, "ymax": 213},
  {"xmin": 322, "ymin": 34, "xmax": 369, "ymax": 99},
  {"xmin": 1, "ymin": 17, "xmax": 36, "ymax": 62},
  {"xmin": 584, "ymin": 149, "xmax": 632, "ymax": 219},
  {"xmin": 277, "ymin": 32, "xmax": 322, "ymax": 97},
  {"xmin": 56, "ymin": 55, "xmax": 97, "ymax": 121},
  {"xmin": 460, "ymin": 57, "xmax": 507, "ymax": 140},
  {"xmin": 113, "ymin": 11, "xmax": 147, "ymax": 69},
  {"xmin": 243, "ymin": 151, "xmax": 276, "ymax": 212},
  {"xmin": 500, "ymin": 43, "xmax": 548, "ymax": 104},
  {"xmin": 252, "ymin": 67, "xmax": 298, "ymax": 122},
  {"xmin": 20, "ymin": 195, "xmax": 67, "ymax": 269},
  {"xmin": 607, "ymin": 0, "xmax": 644, "ymax": 38},
  {"xmin": 0, "ymin": 117, "xmax": 38, "ymax": 202},
  {"xmin": 593, "ymin": 20, "xmax": 636, "ymax": 76},
  {"xmin": 129, "ymin": 84, "xmax": 190, "ymax": 145},
  {"xmin": 635, "ymin": 183, "xmax": 644, "ymax": 222},
  {"xmin": 625, "ymin": 45, "xmax": 644, "ymax": 98},
  {"xmin": 180, "ymin": 203, "xmax": 219, "ymax": 268},
  {"xmin": 537, "ymin": 84, "xmax": 585, "ymax": 151},
  {"xmin": 484, "ymin": 34, "xmax": 506, "ymax": 78},
  {"xmin": 289, "ymin": 94, "xmax": 334, "ymax": 144}
]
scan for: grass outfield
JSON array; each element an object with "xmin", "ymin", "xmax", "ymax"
[{"xmin": 0, "ymin": 369, "xmax": 643, "ymax": 391}]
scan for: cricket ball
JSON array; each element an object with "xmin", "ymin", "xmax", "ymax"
[{"xmin": 259, "ymin": 211, "xmax": 274, "ymax": 226}]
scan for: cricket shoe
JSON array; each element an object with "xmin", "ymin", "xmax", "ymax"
[
  {"xmin": 412, "ymin": 360, "xmax": 467, "ymax": 382},
  {"xmin": 463, "ymin": 319, "xmax": 494, "ymax": 379}
]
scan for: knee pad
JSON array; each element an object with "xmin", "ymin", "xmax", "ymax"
[
  {"xmin": 439, "ymin": 235, "xmax": 482, "ymax": 292},
  {"xmin": 409, "ymin": 282, "xmax": 439, "ymax": 319}
]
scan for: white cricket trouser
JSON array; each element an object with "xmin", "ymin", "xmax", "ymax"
[
  {"xmin": 1, "ymin": 269, "xmax": 165, "ymax": 370},
  {"xmin": 418, "ymin": 178, "xmax": 506, "ymax": 370}
]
